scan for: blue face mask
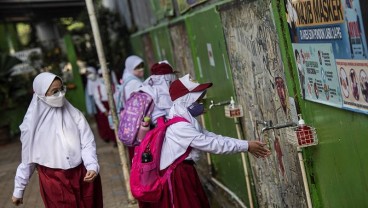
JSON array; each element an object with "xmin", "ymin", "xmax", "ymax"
[{"xmin": 187, "ymin": 102, "xmax": 204, "ymax": 117}]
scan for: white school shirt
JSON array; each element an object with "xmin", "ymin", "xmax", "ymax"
[
  {"xmin": 160, "ymin": 95, "xmax": 249, "ymax": 170},
  {"xmin": 87, "ymin": 78, "xmax": 99, "ymax": 96},
  {"xmin": 124, "ymin": 79, "xmax": 142, "ymax": 101},
  {"xmin": 138, "ymin": 74, "xmax": 176, "ymax": 124},
  {"xmin": 13, "ymin": 101, "xmax": 100, "ymax": 198},
  {"xmin": 13, "ymin": 72, "xmax": 99, "ymax": 199},
  {"xmin": 93, "ymin": 80, "xmax": 109, "ymax": 113},
  {"xmin": 161, "ymin": 121, "xmax": 249, "ymax": 170}
]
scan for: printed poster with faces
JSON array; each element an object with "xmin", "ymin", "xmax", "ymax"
[
  {"xmin": 292, "ymin": 43, "xmax": 343, "ymax": 108},
  {"xmin": 336, "ymin": 59, "xmax": 368, "ymax": 114}
]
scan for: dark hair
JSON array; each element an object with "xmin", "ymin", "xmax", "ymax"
[{"xmin": 294, "ymin": 49, "xmax": 299, "ymax": 58}]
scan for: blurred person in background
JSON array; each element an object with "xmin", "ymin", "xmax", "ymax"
[{"xmin": 93, "ymin": 69, "xmax": 116, "ymax": 145}]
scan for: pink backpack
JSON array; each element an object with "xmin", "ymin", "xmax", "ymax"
[
  {"xmin": 130, "ymin": 116, "xmax": 190, "ymax": 203},
  {"xmin": 118, "ymin": 91, "xmax": 155, "ymax": 146}
]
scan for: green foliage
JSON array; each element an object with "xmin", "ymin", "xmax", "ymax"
[
  {"xmin": 0, "ymin": 53, "xmax": 22, "ymax": 108},
  {"xmin": 0, "ymin": 53, "xmax": 33, "ymax": 135},
  {"xmin": 59, "ymin": 6, "xmax": 132, "ymax": 75}
]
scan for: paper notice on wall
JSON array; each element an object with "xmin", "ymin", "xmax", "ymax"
[
  {"xmin": 292, "ymin": 43, "xmax": 343, "ymax": 108},
  {"xmin": 196, "ymin": 56, "xmax": 203, "ymax": 78},
  {"xmin": 207, "ymin": 43, "xmax": 215, "ymax": 67},
  {"xmin": 336, "ymin": 59, "xmax": 368, "ymax": 114}
]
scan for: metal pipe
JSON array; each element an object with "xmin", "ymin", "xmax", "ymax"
[
  {"xmin": 234, "ymin": 117, "xmax": 254, "ymax": 208},
  {"xmin": 297, "ymin": 147, "xmax": 313, "ymax": 208},
  {"xmin": 209, "ymin": 100, "xmax": 231, "ymax": 109},
  {"xmin": 200, "ymin": 114, "xmax": 249, "ymax": 207},
  {"xmin": 211, "ymin": 177, "xmax": 247, "ymax": 208},
  {"xmin": 261, "ymin": 122, "xmax": 297, "ymax": 133},
  {"xmin": 85, "ymin": 0, "xmax": 134, "ymax": 203}
]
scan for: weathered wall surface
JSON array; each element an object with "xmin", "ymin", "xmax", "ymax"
[
  {"xmin": 220, "ymin": 1, "xmax": 306, "ymax": 207},
  {"xmin": 169, "ymin": 22, "xmax": 195, "ymax": 77}
]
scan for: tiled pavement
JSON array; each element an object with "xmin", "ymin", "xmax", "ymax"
[{"xmin": 0, "ymin": 119, "xmax": 138, "ymax": 208}]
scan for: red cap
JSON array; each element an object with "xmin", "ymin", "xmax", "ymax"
[
  {"xmin": 151, "ymin": 62, "xmax": 176, "ymax": 75},
  {"xmin": 169, "ymin": 74, "xmax": 212, "ymax": 101}
]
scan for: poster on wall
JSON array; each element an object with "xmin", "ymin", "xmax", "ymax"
[
  {"xmin": 292, "ymin": 43, "xmax": 343, "ymax": 108},
  {"xmin": 336, "ymin": 59, "xmax": 368, "ymax": 113},
  {"xmin": 286, "ymin": 0, "xmax": 368, "ymax": 59},
  {"xmin": 207, "ymin": 43, "xmax": 215, "ymax": 66},
  {"xmin": 344, "ymin": 0, "xmax": 368, "ymax": 59},
  {"xmin": 177, "ymin": 0, "xmax": 207, "ymax": 14}
]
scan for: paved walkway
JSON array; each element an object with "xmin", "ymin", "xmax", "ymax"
[{"xmin": 0, "ymin": 119, "xmax": 138, "ymax": 208}]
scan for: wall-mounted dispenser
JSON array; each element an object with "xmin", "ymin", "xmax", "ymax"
[
  {"xmin": 286, "ymin": 114, "xmax": 318, "ymax": 148},
  {"xmin": 224, "ymin": 97, "xmax": 243, "ymax": 118}
]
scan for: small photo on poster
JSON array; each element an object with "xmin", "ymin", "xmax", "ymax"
[
  {"xmin": 339, "ymin": 67, "xmax": 349, "ymax": 99},
  {"xmin": 336, "ymin": 59, "xmax": 368, "ymax": 114}
]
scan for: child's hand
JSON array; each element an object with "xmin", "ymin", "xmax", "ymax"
[
  {"xmin": 12, "ymin": 196, "xmax": 23, "ymax": 206},
  {"xmin": 84, "ymin": 170, "xmax": 97, "ymax": 182},
  {"xmin": 248, "ymin": 141, "xmax": 271, "ymax": 158}
]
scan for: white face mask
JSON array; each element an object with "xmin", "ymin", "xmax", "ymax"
[
  {"xmin": 38, "ymin": 91, "xmax": 66, "ymax": 107},
  {"xmin": 87, "ymin": 73, "xmax": 97, "ymax": 80}
]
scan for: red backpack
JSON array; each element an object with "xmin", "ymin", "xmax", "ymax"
[{"xmin": 130, "ymin": 116, "xmax": 191, "ymax": 203}]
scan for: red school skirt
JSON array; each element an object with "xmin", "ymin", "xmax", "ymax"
[
  {"xmin": 139, "ymin": 160, "xmax": 210, "ymax": 208},
  {"xmin": 95, "ymin": 101, "xmax": 116, "ymax": 142},
  {"xmin": 37, "ymin": 163, "xmax": 103, "ymax": 208}
]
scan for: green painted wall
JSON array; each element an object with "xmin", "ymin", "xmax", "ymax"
[
  {"xmin": 272, "ymin": 0, "xmax": 368, "ymax": 207},
  {"xmin": 130, "ymin": 35, "xmax": 145, "ymax": 61},
  {"xmin": 185, "ymin": 7, "xmax": 250, "ymax": 205},
  {"xmin": 63, "ymin": 34, "xmax": 86, "ymax": 114},
  {"xmin": 130, "ymin": 34, "xmax": 150, "ymax": 77},
  {"xmin": 149, "ymin": 25, "xmax": 175, "ymax": 66}
]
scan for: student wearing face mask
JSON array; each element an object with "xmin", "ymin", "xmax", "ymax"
[
  {"xmin": 93, "ymin": 69, "xmax": 116, "ymax": 144},
  {"xmin": 85, "ymin": 66, "xmax": 98, "ymax": 116},
  {"xmin": 121, "ymin": 61, "xmax": 178, "ymax": 166},
  {"xmin": 117, "ymin": 55, "xmax": 145, "ymax": 110},
  {"xmin": 138, "ymin": 60, "xmax": 178, "ymax": 124},
  {"xmin": 12, "ymin": 72, "xmax": 103, "ymax": 207},
  {"xmin": 143, "ymin": 74, "xmax": 271, "ymax": 208}
]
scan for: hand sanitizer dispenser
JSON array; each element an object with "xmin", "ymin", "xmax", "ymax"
[
  {"xmin": 295, "ymin": 114, "xmax": 314, "ymax": 145},
  {"xmin": 225, "ymin": 97, "xmax": 243, "ymax": 118}
]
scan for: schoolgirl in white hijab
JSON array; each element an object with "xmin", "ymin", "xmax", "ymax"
[
  {"xmin": 147, "ymin": 74, "xmax": 271, "ymax": 208},
  {"xmin": 121, "ymin": 55, "xmax": 144, "ymax": 100},
  {"xmin": 12, "ymin": 72, "xmax": 102, "ymax": 207},
  {"xmin": 138, "ymin": 60, "xmax": 177, "ymax": 123},
  {"xmin": 85, "ymin": 66, "xmax": 98, "ymax": 115}
]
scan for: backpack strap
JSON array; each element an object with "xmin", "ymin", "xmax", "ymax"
[
  {"xmin": 161, "ymin": 116, "xmax": 191, "ymax": 208},
  {"xmin": 164, "ymin": 147, "xmax": 192, "ymax": 208},
  {"xmin": 142, "ymin": 92, "xmax": 155, "ymax": 121},
  {"xmin": 164, "ymin": 117, "xmax": 188, "ymax": 127}
]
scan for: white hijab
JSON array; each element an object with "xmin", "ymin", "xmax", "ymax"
[
  {"xmin": 139, "ymin": 74, "xmax": 177, "ymax": 122},
  {"xmin": 20, "ymin": 72, "xmax": 83, "ymax": 168},
  {"xmin": 86, "ymin": 66, "xmax": 98, "ymax": 95},
  {"xmin": 159, "ymin": 88, "xmax": 205, "ymax": 169},
  {"xmin": 122, "ymin": 55, "xmax": 143, "ymax": 81}
]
